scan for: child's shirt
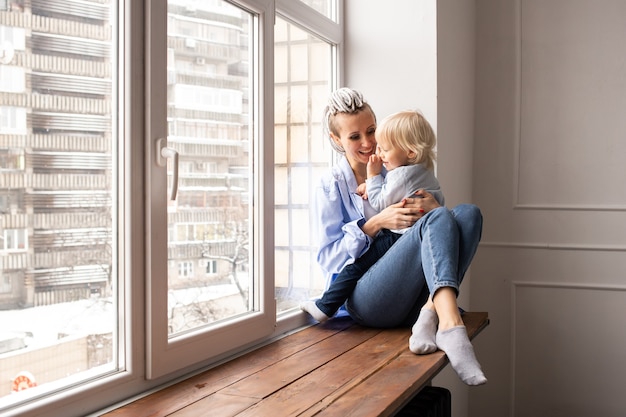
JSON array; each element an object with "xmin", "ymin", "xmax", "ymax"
[{"xmin": 366, "ymin": 164, "xmax": 444, "ymax": 234}]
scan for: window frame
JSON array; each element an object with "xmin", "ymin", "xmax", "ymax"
[
  {"xmin": 1, "ymin": 0, "xmax": 344, "ymax": 415},
  {"xmin": 145, "ymin": 0, "xmax": 277, "ymax": 380}
]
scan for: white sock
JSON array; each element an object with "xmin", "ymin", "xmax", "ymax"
[
  {"xmin": 300, "ymin": 300, "xmax": 330, "ymax": 322},
  {"xmin": 435, "ymin": 325, "xmax": 487, "ymax": 386},
  {"xmin": 409, "ymin": 308, "xmax": 438, "ymax": 354}
]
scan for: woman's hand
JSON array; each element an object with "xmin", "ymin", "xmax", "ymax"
[
  {"xmin": 361, "ymin": 190, "xmax": 441, "ymax": 237},
  {"xmin": 402, "ymin": 189, "xmax": 441, "ymax": 215}
]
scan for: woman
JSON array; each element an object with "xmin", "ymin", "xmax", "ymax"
[{"xmin": 309, "ymin": 87, "xmax": 486, "ymax": 386}]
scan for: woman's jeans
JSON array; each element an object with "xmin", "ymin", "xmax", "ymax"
[
  {"xmin": 316, "ymin": 229, "xmax": 401, "ymax": 317},
  {"xmin": 345, "ymin": 204, "xmax": 483, "ymax": 328}
]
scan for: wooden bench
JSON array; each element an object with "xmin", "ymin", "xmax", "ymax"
[{"xmin": 102, "ymin": 312, "xmax": 488, "ymax": 417}]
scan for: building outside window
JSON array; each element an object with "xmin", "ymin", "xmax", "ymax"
[
  {"xmin": 0, "ymin": 0, "xmax": 340, "ymax": 415},
  {"xmin": 0, "ymin": 0, "xmax": 119, "ymax": 408}
]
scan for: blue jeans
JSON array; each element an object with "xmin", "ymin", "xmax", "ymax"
[
  {"xmin": 345, "ymin": 204, "xmax": 483, "ymax": 328},
  {"xmin": 316, "ymin": 229, "xmax": 401, "ymax": 317}
]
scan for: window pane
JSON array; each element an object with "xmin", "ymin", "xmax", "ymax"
[
  {"xmin": 0, "ymin": 0, "xmax": 118, "ymax": 408},
  {"xmin": 166, "ymin": 0, "xmax": 253, "ymax": 336},
  {"xmin": 297, "ymin": 0, "xmax": 337, "ymax": 22},
  {"xmin": 274, "ymin": 16, "xmax": 332, "ymax": 313}
]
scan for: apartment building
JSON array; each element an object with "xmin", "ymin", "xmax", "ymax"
[{"xmin": 0, "ymin": 0, "xmax": 250, "ymax": 319}]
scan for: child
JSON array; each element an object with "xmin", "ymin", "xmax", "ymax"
[{"xmin": 302, "ymin": 110, "xmax": 444, "ymax": 322}]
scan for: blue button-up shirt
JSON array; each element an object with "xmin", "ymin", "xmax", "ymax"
[{"xmin": 312, "ymin": 157, "xmax": 377, "ymax": 281}]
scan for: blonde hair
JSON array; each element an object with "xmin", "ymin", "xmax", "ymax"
[
  {"xmin": 375, "ymin": 110, "xmax": 436, "ymax": 170},
  {"xmin": 322, "ymin": 87, "xmax": 375, "ymax": 154}
]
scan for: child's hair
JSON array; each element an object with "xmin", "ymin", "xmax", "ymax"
[
  {"xmin": 322, "ymin": 87, "xmax": 376, "ymax": 154},
  {"xmin": 375, "ymin": 110, "xmax": 436, "ymax": 170}
]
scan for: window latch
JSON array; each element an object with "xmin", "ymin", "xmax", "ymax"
[{"xmin": 156, "ymin": 138, "xmax": 179, "ymax": 200}]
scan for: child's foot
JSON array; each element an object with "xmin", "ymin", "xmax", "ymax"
[
  {"xmin": 409, "ymin": 308, "xmax": 438, "ymax": 354},
  {"xmin": 435, "ymin": 325, "xmax": 487, "ymax": 386},
  {"xmin": 300, "ymin": 300, "xmax": 330, "ymax": 322}
]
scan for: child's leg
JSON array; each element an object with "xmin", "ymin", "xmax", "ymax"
[{"xmin": 302, "ymin": 231, "xmax": 400, "ymax": 321}]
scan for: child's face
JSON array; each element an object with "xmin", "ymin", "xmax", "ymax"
[{"xmin": 376, "ymin": 137, "xmax": 411, "ymax": 171}]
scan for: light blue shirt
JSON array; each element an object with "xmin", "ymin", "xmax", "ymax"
[
  {"xmin": 313, "ymin": 157, "xmax": 376, "ymax": 278},
  {"xmin": 313, "ymin": 157, "xmax": 446, "ymax": 280}
]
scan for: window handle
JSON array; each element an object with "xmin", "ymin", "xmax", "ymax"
[{"xmin": 156, "ymin": 138, "xmax": 179, "ymax": 200}]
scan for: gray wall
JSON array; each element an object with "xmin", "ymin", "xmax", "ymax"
[
  {"xmin": 471, "ymin": 0, "xmax": 626, "ymax": 416},
  {"xmin": 346, "ymin": 1, "xmax": 626, "ymax": 416}
]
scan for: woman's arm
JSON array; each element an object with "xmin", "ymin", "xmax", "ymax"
[
  {"xmin": 361, "ymin": 189, "xmax": 441, "ymax": 237},
  {"xmin": 313, "ymin": 177, "xmax": 372, "ymax": 275},
  {"xmin": 313, "ymin": 169, "xmax": 441, "ymax": 274}
]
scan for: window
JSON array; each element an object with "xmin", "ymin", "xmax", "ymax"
[
  {"xmin": 0, "ymin": 66, "xmax": 25, "ymax": 92},
  {"xmin": 297, "ymin": 0, "xmax": 338, "ymax": 22},
  {"xmin": 0, "ymin": 0, "xmax": 120, "ymax": 413},
  {"xmin": 0, "ymin": 148, "xmax": 24, "ymax": 171},
  {"xmin": 177, "ymin": 261, "xmax": 194, "ymax": 278},
  {"xmin": 1, "ymin": 229, "xmax": 27, "ymax": 251},
  {"xmin": 0, "ymin": 0, "xmax": 341, "ymax": 415},
  {"xmin": 274, "ymin": 15, "xmax": 336, "ymax": 312},
  {"xmin": 0, "ymin": 24, "xmax": 26, "ymax": 61},
  {"xmin": 205, "ymin": 259, "xmax": 217, "ymax": 274},
  {"xmin": 0, "ymin": 272, "xmax": 12, "ymax": 294},
  {"xmin": 0, "ymin": 106, "xmax": 26, "ymax": 134}
]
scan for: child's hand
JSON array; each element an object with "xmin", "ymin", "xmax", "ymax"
[
  {"xmin": 356, "ymin": 182, "xmax": 368, "ymax": 199},
  {"xmin": 367, "ymin": 154, "xmax": 383, "ymax": 178}
]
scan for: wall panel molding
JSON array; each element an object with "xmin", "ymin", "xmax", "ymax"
[
  {"xmin": 512, "ymin": 0, "xmax": 626, "ymax": 211},
  {"xmin": 509, "ymin": 281, "xmax": 626, "ymax": 415},
  {"xmin": 480, "ymin": 241, "xmax": 626, "ymax": 252}
]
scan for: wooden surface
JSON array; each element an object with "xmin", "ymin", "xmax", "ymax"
[{"xmin": 103, "ymin": 312, "xmax": 489, "ymax": 417}]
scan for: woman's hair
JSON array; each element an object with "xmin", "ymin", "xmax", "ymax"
[
  {"xmin": 322, "ymin": 87, "xmax": 375, "ymax": 154},
  {"xmin": 375, "ymin": 110, "xmax": 437, "ymax": 170}
]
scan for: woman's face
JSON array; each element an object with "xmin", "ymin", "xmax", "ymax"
[{"xmin": 330, "ymin": 110, "xmax": 377, "ymax": 168}]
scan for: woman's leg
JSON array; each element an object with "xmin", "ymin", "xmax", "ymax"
[
  {"xmin": 346, "ymin": 206, "xmax": 472, "ymax": 328},
  {"xmin": 413, "ymin": 204, "xmax": 482, "ymax": 320},
  {"xmin": 408, "ymin": 207, "xmax": 460, "ymax": 353},
  {"xmin": 450, "ymin": 204, "xmax": 483, "ymax": 283},
  {"xmin": 416, "ymin": 206, "xmax": 486, "ymax": 385},
  {"xmin": 345, "ymin": 225, "xmax": 430, "ymax": 328}
]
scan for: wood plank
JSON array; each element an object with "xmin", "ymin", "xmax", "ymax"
[
  {"xmin": 169, "ymin": 393, "xmax": 257, "ymax": 417},
  {"xmin": 219, "ymin": 324, "xmax": 382, "ymax": 399},
  {"xmin": 233, "ymin": 328, "xmax": 410, "ymax": 417},
  {"xmin": 104, "ymin": 313, "xmax": 489, "ymax": 417},
  {"xmin": 102, "ymin": 318, "xmax": 355, "ymax": 417},
  {"xmin": 461, "ymin": 311, "xmax": 490, "ymax": 339},
  {"xmin": 308, "ymin": 312, "xmax": 489, "ymax": 416},
  {"xmin": 311, "ymin": 352, "xmax": 448, "ymax": 417}
]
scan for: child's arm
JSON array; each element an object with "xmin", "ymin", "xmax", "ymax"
[
  {"xmin": 357, "ymin": 155, "xmax": 383, "ymax": 200},
  {"xmin": 367, "ymin": 154, "xmax": 383, "ymax": 178},
  {"xmin": 356, "ymin": 182, "xmax": 368, "ymax": 199}
]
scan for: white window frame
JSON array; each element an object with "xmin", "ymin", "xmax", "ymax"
[
  {"xmin": 271, "ymin": 0, "xmax": 343, "ymax": 331},
  {"xmin": 3, "ymin": 1, "xmax": 344, "ymax": 415},
  {"xmin": 145, "ymin": 0, "xmax": 276, "ymax": 379}
]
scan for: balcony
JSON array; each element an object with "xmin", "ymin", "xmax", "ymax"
[
  {"xmin": 31, "ymin": 33, "xmax": 109, "ymax": 59},
  {"xmin": 31, "ymin": 112, "xmax": 110, "ymax": 133},
  {"xmin": 31, "ymin": 0, "xmax": 110, "ymax": 23},
  {"xmin": 31, "ymin": 72, "xmax": 111, "ymax": 97}
]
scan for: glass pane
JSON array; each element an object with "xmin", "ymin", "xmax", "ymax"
[
  {"xmin": 166, "ymin": 0, "xmax": 253, "ymax": 336},
  {"xmin": 0, "ymin": 0, "xmax": 118, "ymax": 408},
  {"xmin": 274, "ymin": 17, "xmax": 332, "ymax": 313},
  {"xmin": 297, "ymin": 0, "xmax": 337, "ymax": 22}
]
